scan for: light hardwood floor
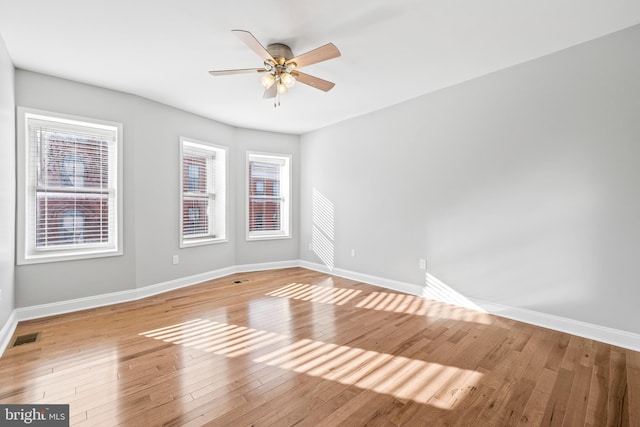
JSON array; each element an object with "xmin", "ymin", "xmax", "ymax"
[{"xmin": 1, "ymin": 268, "xmax": 638, "ymax": 426}]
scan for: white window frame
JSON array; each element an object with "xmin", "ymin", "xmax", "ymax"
[
  {"xmin": 16, "ymin": 107, "xmax": 123, "ymax": 264},
  {"xmin": 246, "ymin": 151, "xmax": 291, "ymax": 241},
  {"xmin": 180, "ymin": 137, "xmax": 227, "ymax": 247}
]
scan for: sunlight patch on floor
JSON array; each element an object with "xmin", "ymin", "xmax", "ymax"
[
  {"xmin": 254, "ymin": 338, "xmax": 481, "ymax": 408},
  {"xmin": 266, "ymin": 282, "xmax": 362, "ymax": 305},
  {"xmin": 140, "ymin": 319, "xmax": 482, "ymax": 408},
  {"xmin": 355, "ymin": 289, "xmax": 491, "ymax": 324},
  {"xmin": 140, "ymin": 319, "xmax": 287, "ymax": 358},
  {"xmin": 266, "ymin": 281, "xmax": 493, "ymax": 323}
]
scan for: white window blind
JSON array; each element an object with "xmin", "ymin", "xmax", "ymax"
[
  {"xmin": 180, "ymin": 138, "xmax": 226, "ymax": 246},
  {"xmin": 247, "ymin": 153, "xmax": 290, "ymax": 240},
  {"xmin": 18, "ymin": 108, "xmax": 122, "ymax": 264}
]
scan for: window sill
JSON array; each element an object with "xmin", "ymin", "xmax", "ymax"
[
  {"xmin": 17, "ymin": 248, "xmax": 123, "ymax": 265},
  {"xmin": 180, "ymin": 237, "xmax": 228, "ymax": 248},
  {"xmin": 246, "ymin": 233, "xmax": 292, "ymax": 242}
]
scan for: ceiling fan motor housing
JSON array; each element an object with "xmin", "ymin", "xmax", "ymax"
[{"xmin": 267, "ymin": 43, "xmax": 294, "ymax": 65}]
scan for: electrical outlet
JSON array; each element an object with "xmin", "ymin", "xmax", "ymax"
[
  {"xmin": 309, "ymin": 243, "xmax": 313, "ymax": 251},
  {"xmin": 351, "ymin": 249, "xmax": 356, "ymax": 257},
  {"xmin": 419, "ymin": 259, "xmax": 426, "ymax": 269},
  {"xmin": 173, "ymin": 255, "xmax": 179, "ymax": 265}
]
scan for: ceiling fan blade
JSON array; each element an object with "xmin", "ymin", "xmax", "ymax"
[
  {"xmin": 293, "ymin": 71, "xmax": 336, "ymax": 92},
  {"xmin": 231, "ymin": 29, "xmax": 275, "ymax": 64},
  {"xmin": 209, "ymin": 68, "xmax": 266, "ymax": 76},
  {"xmin": 263, "ymin": 84, "xmax": 277, "ymax": 99},
  {"xmin": 286, "ymin": 43, "xmax": 340, "ymax": 69}
]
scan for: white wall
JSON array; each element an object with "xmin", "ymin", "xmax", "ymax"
[
  {"xmin": 14, "ymin": 71, "xmax": 299, "ymax": 307},
  {"xmin": 0, "ymin": 34, "xmax": 15, "ymax": 329},
  {"xmin": 300, "ymin": 25, "xmax": 640, "ymax": 334}
]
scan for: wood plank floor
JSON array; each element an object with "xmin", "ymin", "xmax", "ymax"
[{"xmin": 1, "ymin": 267, "xmax": 638, "ymax": 426}]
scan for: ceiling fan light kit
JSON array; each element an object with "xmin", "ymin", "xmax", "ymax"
[{"xmin": 209, "ymin": 30, "xmax": 340, "ymax": 107}]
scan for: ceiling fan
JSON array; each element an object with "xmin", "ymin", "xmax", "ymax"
[{"xmin": 209, "ymin": 30, "xmax": 341, "ymax": 105}]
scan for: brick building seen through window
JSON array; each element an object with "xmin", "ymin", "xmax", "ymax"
[
  {"xmin": 182, "ymin": 154, "xmax": 209, "ymax": 237},
  {"xmin": 248, "ymin": 161, "xmax": 281, "ymax": 232},
  {"xmin": 36, "ymin": 131, "xmax": 110, "ymax": 247}
]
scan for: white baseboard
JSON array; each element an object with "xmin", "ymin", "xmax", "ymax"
[
  {"xmin": 16, "ymin": 288, "xmax": 140, "ymax": 321},
  {"xmin": 15, "ymin": 260, "xmax": 301, "ymax": 322},
  {"xmin": 0, "ymin": 310, "xmax": 18, "ymax": 356},
  {"xmin": 135, "ymin": 266, "xmax": 237, "ymax": 300},
  {"xmin": 235, "ymin": 260, "xmax": 300, "ymax": 273},
  {"xmin": 5, "ymin": 260, "xmax": 639, "ymax": 353},
  {"xmin": 471, "ymin": 299, "xmax": 640, "ymax": 352},
  {"xmin": 300, "ymin": 260, "xmax": 640, "ymax": 351},
  {"xmin": 299, "ymin": 260, "xmax": 424, "ymax": 296}
]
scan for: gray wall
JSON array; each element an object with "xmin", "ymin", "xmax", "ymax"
[
  {"xmin": 300, "ymin": 25, "xmax": 640, "ymax": 334},
  {"xmin": 0, "ymin": 34, "xmax": 15, "ymax": 327},
  {"xmin": 234, "ymin": 128, "xmax": 300, "ymax": 265},
  {"xmin": 130, "ymin": 98, "xmax": 236, "ymax": 288},
  {"xmin": 6, "ymin": 24, "xmax": 640, "ymax": 339},
  {"xmin": 14, "ymin": 71, "xmax": 299, "ymax": 307}
]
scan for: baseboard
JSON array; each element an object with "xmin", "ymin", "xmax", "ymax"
[
  {"xmin": 15, "ymin": 260, "xmax": 301, "ymax": 323},
  {"xmin": 0, "ymin": 310, "xmax": 18, "ymax": 357},
  {"xmin": 16, "ymin": 288, "xmax": 140, "ymax": 321},
  {"xmin": 300, "ymin": 260, "xmax": 640, "ymax": 351},
  {"xmin": 8, "ymin": 260, "xmax": 640, "ymax": 352},
  {"xmin": 299, "ymin": 260, "xmax": 424, "ymax": 296},
  {"xmin": 235, "ymin": 260, "xmax": 300, "ymax": 273},
  {"xmin": 471, "ymin": 299, "xmax": 640, "ymax": 352},
  {"xmin": 135, "ymin": 266, "xmax": 238, "ymax": 300}
]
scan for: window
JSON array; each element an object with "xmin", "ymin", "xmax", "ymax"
[
  {"xmin": 17, "ymin": 108, "xmax": 122, "ymax": 264},
  {"xmin": 247, "ymin": 152, "xmax": 291, "ymax": 240},
  {"xmin": 180, "ymin": 137, "xmax": 227, "ymax": 247}
]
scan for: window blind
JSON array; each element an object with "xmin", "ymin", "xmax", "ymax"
[
  {"xmin": 26, "ymin": 116, "xmax": 118, "ymax": 257},
  {"xmin": 182, "ymin": 150, "xmax": 215, "ymax": 238},
  {"xmin": 180, "ymin": 138, "xmax": 227, "ymax": 246},
  {"xmin": 248, "ymin": 160, "xmax": 282, "ymax": 232}
]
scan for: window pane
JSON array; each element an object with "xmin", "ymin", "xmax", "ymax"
[
  {"xmin": 38, "ymin": 130, "xmax": 109, "ymax": 189},
  {"xmin": 19, "ymin": 109, "xmax": 121, "ymax": 264},
  {"xmin": 180, "ymin": 138, "xmax": 225, "ymax": 246},
  {"xmin": 250, "ymin": 161, "xmax": 280, "ymax": 187},
  {"xmin": 249, "ymin": 199, "xmax": 281, "ymax": 231},
  {"xmin": 183, "ymin": 154, "xmax": 207, "ymax": 193},
  {"xmin": 249, "ymin": 160, "xmax": 281, "ymax": 233},
  {"xmin": 182, "ymin": 197, "xmax": 209, "ymax": 236},
  {"xmin": 36, "ymin": 192, "xmax": 110, "ymax": 247}
]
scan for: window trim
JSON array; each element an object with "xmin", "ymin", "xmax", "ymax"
[
  {"xmin": 16, "ymin": 107, "xmax": 123, "ymax": 264},
  {"xmin": 179, "ymin": 137, "xmax": 228, "ymax": 248},
  {"xmin": 246, "ymin": 151, "xmax": 292, "ymax": 241}
]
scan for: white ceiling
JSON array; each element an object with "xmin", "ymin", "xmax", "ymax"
[{"xmin": 1, "ymin": 1, "xmax": 639, "ymax": 134}]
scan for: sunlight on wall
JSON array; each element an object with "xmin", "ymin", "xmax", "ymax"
[
  {"xmin": 267, "ymin": 282, "xmax": 361, "ymax": 305},
  {"xmin": 312, "ymin": 188, "xmax": 335, "ymax": 270},
  {"xmin": 140, "ymin": 319, "xmax": 482, "ymax": 409},
  {"xmin": 424, "ymin": 272, "xmax": 486, "ymax": 313}
]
